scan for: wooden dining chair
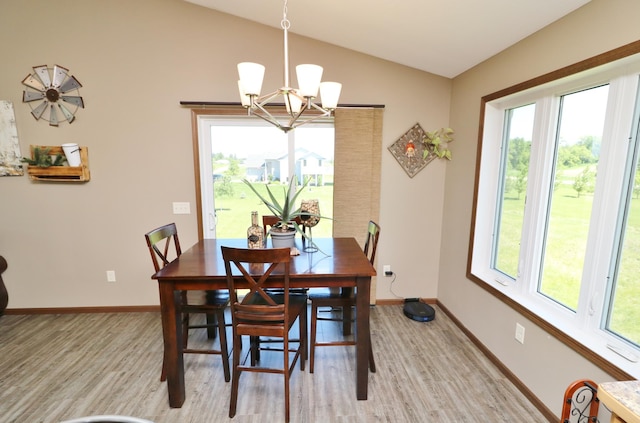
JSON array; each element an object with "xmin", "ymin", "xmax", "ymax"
[
  {"xmin": 308, "ymin": 220, "xmax": 379, "ymax": 373},
  {"xmin": 0, "ymin": 255, "xmax": 8, "ymax": 316},
  {"xmin": 144, "ymin": 223, "xmax": 230, "ymax": 383},
  {"xmin": 262, "ymin": 215, "xmax": 304, "ymax": 238},
  {"xmin": 559, "ymin": 379, "xmax": 599, "ymax": 423},
  {"xmin": 221, "ymin": 246, "xmax": 307, "ymax": 423},
  {"xmin": 258, "ymin": 215, "xmax": 308, "ymax": 362}
]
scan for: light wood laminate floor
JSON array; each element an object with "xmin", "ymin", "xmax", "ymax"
[{"xmin": 0, "ymin": 304, "xmax": 548, "ymax": 422}]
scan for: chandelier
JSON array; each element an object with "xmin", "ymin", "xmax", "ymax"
[{"xmin": 237, "ymin": 0, "xmax": 341, "ymax": 133}]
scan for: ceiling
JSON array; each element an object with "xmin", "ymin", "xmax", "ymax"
[{"xmin": 184, "ymin": 0, "xmax": 591, "ymax": 78}]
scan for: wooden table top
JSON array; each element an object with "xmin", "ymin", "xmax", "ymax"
[
  {"xmin": 599, "ymin": 380, "xmax": 640, "ymax": 423},
  {"xmin": 153, "ymin": 237, "xmax": 376, "ymax": 285}
]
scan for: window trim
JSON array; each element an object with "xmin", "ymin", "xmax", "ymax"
[{"xmin": 467, "ymin": 40, "xmax": 640, "ymax": 381}]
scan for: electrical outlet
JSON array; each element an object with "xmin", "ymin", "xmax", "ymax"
[
  {"xmin": 106, "ymin": 270, "xmax": 116, "ymax": 283},
  {"xmin": 383, "ymin": 265, "xmax": 392, "ymax": 276},
  {"xmin": 515, "ymin": 323, "xmax": 525, "ymax": 344},
  {"xmin": 172, "ymin": 202, "xmax": 191, "ymax": 214}
]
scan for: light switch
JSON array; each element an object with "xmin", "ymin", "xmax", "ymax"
[{"xmin": 172, "ymin": 202, "xmax": 191, "ymax": 214}]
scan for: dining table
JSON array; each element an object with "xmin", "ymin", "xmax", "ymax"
[{"xmin": 151, "ymin": 237, "xmax": 376, "ymax": 408}]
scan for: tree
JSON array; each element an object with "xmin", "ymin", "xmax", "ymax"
[
  {"xmin": 515, "ymin": 167, "xmax": 528, "ymax": 200},
  {"xmin": 216, "ymin": 175, "xmax": 234, "ymax": 197},
  {"xmin": 573, "ymin": 167, "xmax": 594, "ymax": 198},
  {"xmin": 508, "ymin": 137, "xmax": 531, "ymax": 171}
]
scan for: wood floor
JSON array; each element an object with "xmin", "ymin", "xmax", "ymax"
[{"xmin": 0, "ymin": 304, "xmax": 549, "ymax": 422}]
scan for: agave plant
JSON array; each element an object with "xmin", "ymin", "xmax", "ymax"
[{"xmin": 242, "ymin": 176, "xmax": 317, "ymax": 235}]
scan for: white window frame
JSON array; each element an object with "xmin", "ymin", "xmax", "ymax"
[{"xmin": 469, "ymin": 51, "xmax": 640, "ymax": 378}]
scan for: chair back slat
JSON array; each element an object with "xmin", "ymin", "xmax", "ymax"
[
  {"xmin": 144, "ymin": 223, "xmax": 181, "ymax": 272},
  {"xmin": 236, "ymin": 304, "xmax": 286, "ymax": 322},
  {"xmin": 364, "ymin": 220, "xmax": 381, "ymax": 264},
  {"xmin": 221, "ymin": 247, "xmax": 291, "ymax": 324}
]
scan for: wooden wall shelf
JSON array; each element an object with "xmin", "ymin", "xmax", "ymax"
[{"xmin": 26, "ymin": 145, "xmax": 90, "ymax": 182}]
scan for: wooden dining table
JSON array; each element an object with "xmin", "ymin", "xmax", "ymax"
[{"xmin": 152, "ymin": 237, "xmax": 376, "ymax": 408}]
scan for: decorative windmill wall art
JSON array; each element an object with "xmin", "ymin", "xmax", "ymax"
[
  {"xmin": 21, "ymin": 64, "xmax": 84, "ymax": 126},
  {"xmin": 388, "ymin": 123, "xmax": 453, "ymax": 178}
]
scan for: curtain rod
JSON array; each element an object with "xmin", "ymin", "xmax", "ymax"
[{"xmin": 179, "ymin": 101, "xmax": 385, "ymax": 108}]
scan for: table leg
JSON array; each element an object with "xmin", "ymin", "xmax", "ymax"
[
  {"xmin": 355, "ymin": 276, "xmax": 370, "ymax": 400},
  {"xmin": 159, "ymin": 283, "xmax": 185, "ymax": 407},
  {"xmin": 205, "ymin": 290, "xmax": 222, "ymax": 339}
]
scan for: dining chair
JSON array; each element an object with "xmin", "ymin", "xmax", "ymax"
[
  {"xmin": 0, "ymin": 255, "xmax": 8, "ymax": 316},
  {"xmin": 221, "ymin": 246, "xmax": 307, "ymax": 423},
  {"xmin": 262, "ymin": 215, "xmax": 304, "ymax": 238},
  {"xmin": 559, "ymin": 379, "xmax": 599, "ymax": 423},
  {"xmin": 308, "ymin": 220, "xmax": 379, "ymax": 373},
  {"xmin": 144, "ymin": 223, "xmax": 230, "ymax": 383},
  {"xmin": 258, "ymin": 215, "xmax": 308, "ymax": 363}
]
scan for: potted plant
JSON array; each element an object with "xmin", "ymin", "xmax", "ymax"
[
  {"xmin": 422, "ymin": 127, "xmax": 454, "ymax": 160},
  {"xmin": 21, "ymin": 146, "xmax": 66, "ymax": 167},
  {"xmin": 243, "ymin": 176, "xmax": 319, "ymax": 248}
]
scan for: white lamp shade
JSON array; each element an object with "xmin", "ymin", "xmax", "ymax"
[
  {"xmin": 237, "ymin": 81, "xmax": 251, "ymax": 107},
  {"xmin": 285, "ymin": 91, "xmax": 303, "ymax": 114},
  {"xmin": 320, "ymin": 82, "xmax": 342, "ymax": 110},
  {"xmin": 237, "ymin": 62, "xmax": 265, "ymax": 96},
  {"xmin": 296, "ymin": 64, "xmax": 323, "ymax": 98}
]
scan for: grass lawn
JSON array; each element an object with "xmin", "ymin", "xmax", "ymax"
[
  {"xmin": 497, "ymin": 169, "xmax": 640, "ymax": 345},
  {"xmin": 213, "ymin": 181, "xmax": 334, "ymax": 239}
]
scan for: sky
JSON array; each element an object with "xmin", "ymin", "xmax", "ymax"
[
  {"xmin": 509, "ymin": 84, "xmax": 609, "ymax": 145},
  {"xmin": 210, "ymin": 124, "xmax": 334, "ymax": 160}
]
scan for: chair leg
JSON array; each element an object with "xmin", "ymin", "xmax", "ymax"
[
  {"xmin": 368, "ymin": 333, "xmax": 376, "ymax": 373},
  {"xmin": 310, "ymin": 301, "xmax": 318, "ymax": 373},
  {"xmin": 283, "ymin": 334, "xmax": 290, "ymax": 423},
  {"xmin": 217, "ymin": 308, "xmax": 230, "ymax": 382},
  {"xmin": 299, "ymin": 306, "xmax": 306, "ymax": 371},
  {"xmin": 206, "ymin": 312, "xmax": 217, "ymax": 339},
  {"xmin": 250, "ymin": 336, "xmax": 260, "ymax": 366},
  {"xmin": 160, "ymin": 357, "xmax": 166, "ymax": 382},
  {"xmin": 229, "ymin": 333, "xmax": 241, "ymax": 418}
]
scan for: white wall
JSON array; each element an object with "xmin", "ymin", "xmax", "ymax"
[{"xmin": 0, "ymin": 0, "xmax": 450, "ymax": 308}]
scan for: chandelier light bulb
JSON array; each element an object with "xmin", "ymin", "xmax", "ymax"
[
  {"xmin": 237, "ymin": 81, "xmax": 251, "ymax": 107},
  {"xmin": 320, "ymin": 82, "xmax": 342, "ymax": 110},
  {"xmin": 296, "ymin": 64, "xmax": 323, "ymax": 98},
  {"xmin": 237, "ymin": 62, "xmax": 265, "ymax": 96},
  {"xmin": 285, "ymin": 91, "xmax": 303, "ymax": 114}
]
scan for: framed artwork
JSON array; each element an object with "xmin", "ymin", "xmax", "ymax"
[
  {"xmin": 0, "ymin": 101, "xmax": 23, "ymax": 176},
  {"xmin": 388, "ymin": 123, "xmax": 435, "ymax": 178}
]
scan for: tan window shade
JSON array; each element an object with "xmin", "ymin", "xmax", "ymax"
[
  {"xmin": 333, "ymin": 107, "xmax": 383, "ymax": 240},
  {"xmin": 334, "ymin": 107, "xmax": 383, "ymax": 303}
]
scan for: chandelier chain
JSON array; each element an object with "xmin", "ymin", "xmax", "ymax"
[{"xmin": 281, "ymin": 0, "xmax": 290, "ymax": 30}]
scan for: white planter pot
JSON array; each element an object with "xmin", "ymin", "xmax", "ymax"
[{"xmin": 270, "ymin": 229, "xmax": 295, "ymax": 248}]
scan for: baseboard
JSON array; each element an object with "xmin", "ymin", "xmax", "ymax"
[
  {"xmin": 375, "ymin": 297, "xmax": 437, "ymax": 306},
  {"xmin": 436, "ymin": 300, "xmax": 557, "ymax": 423},
  {"xmin": 3, "ymin": 305, "xmax": 160, "ymax": 315}
]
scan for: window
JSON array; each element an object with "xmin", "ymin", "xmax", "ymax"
[
  {"xmin": 196, "ymin": 115, "xmax": 335, "ymax": 239},
  {"xmin": 470, "ymin": 48, "xmax": 640, "ymax": 378}
]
